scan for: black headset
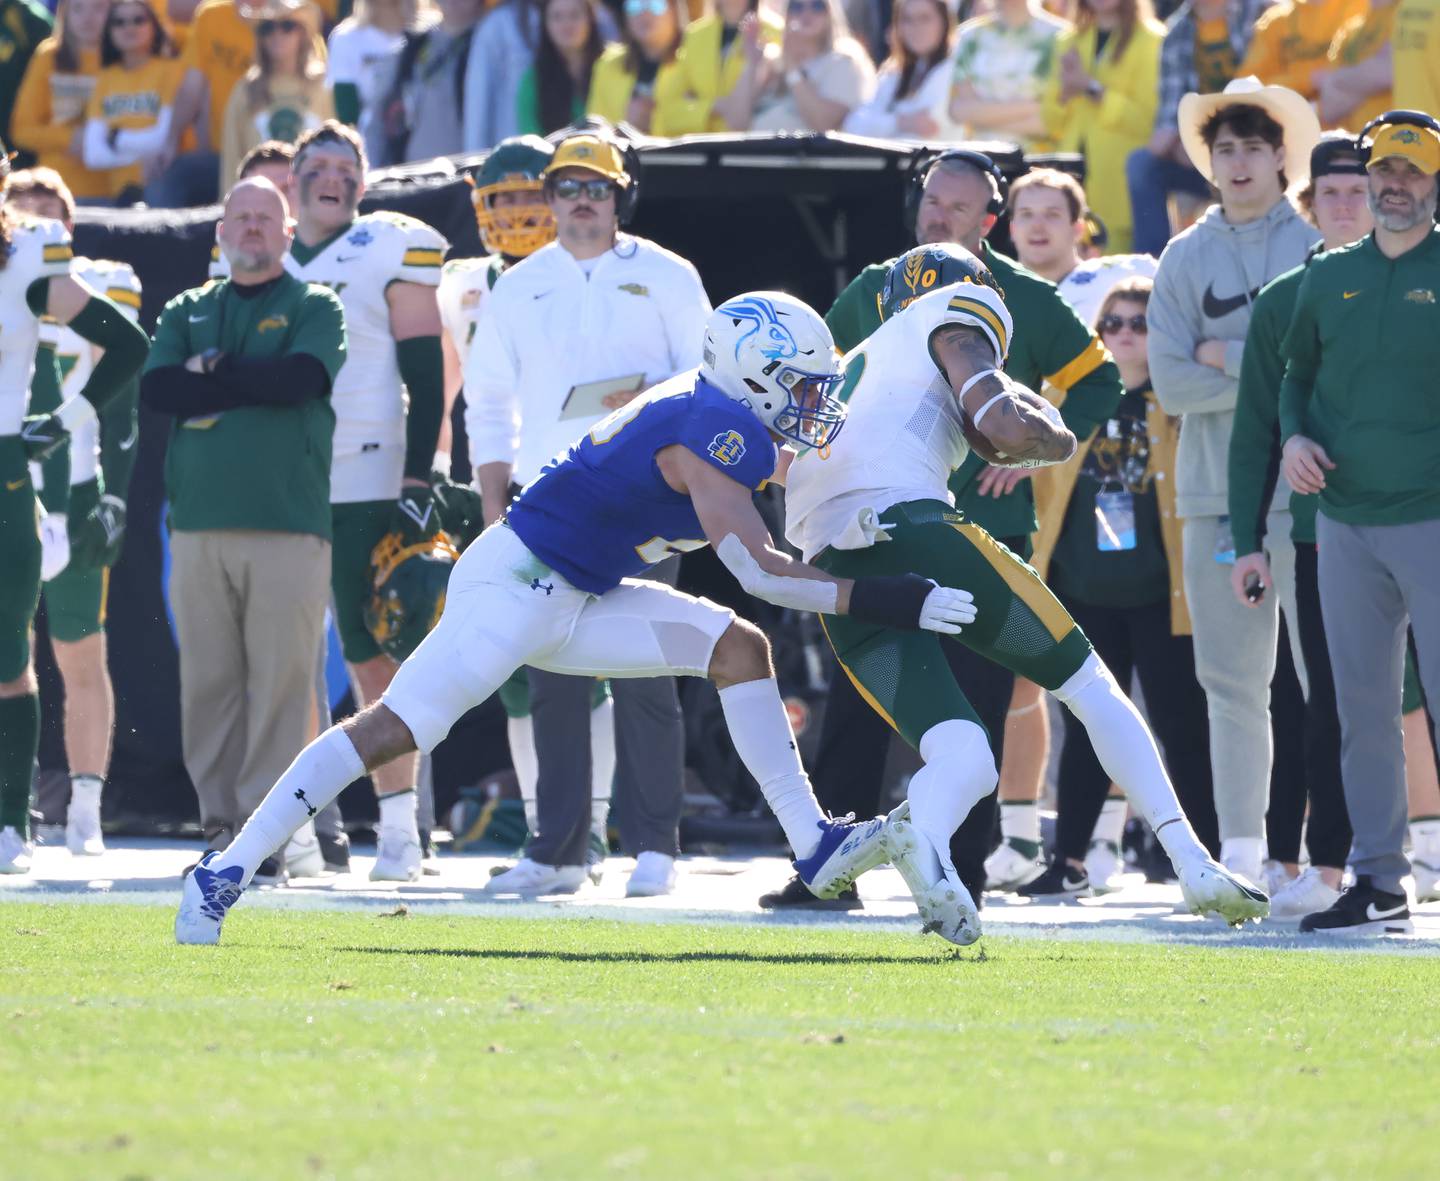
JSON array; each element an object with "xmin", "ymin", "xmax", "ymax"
[
  {"xmin": 904, "ymin": 147, "xmax": 1010, "ymax": 231},
  {"xmin": 1355, "ymin": 109, "xmax": 1440, "ymax": 162}
]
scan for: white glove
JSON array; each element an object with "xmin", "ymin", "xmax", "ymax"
[
  {"xmin": 918, "ymin": 585, "xmax": 976, "ymax": 635},
  {"xmin": 39, "ymin": 512, "xmax": 70, "ymax": 581}
]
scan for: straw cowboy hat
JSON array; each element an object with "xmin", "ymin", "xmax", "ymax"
[
  {"xmin": 237, "ymin": 0, "xmax": 323, "ymax": 36},
  {"xmin": 1179, "ymin": 76, "xmax": 1322, "ymax": 187}
]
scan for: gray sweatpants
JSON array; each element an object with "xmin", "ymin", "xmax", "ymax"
[
  {"xmin": 1317, "ymin": 515, "xmax": 1440, "ymax": 892},
  {"xmin": 1182, "ymin": 511, "xmax": 1305, "ymax": 845}
]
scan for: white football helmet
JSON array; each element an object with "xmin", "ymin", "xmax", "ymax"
[{"xmin": 700, "ymin": 292, "xmax": 845, "ymax": 449}]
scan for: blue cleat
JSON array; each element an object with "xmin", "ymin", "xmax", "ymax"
[
  {"xmin": 793, "ymin": 813, "xmax": 890, "ymax": 900},
  {"xmin": 175, "ymin": 851, "xmax": 246, "ymax": 945}
]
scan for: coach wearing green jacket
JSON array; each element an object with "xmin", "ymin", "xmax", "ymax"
[
  {"xmin": 1277, "ymin": 114, "xmax": 1440, "ymax": 935},
  {"xmin": 140, "ymin": 177, "xmax": 346, "ymax": 861}
]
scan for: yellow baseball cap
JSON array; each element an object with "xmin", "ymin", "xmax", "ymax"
[
  {"xmin": 542, "ymin": 135, "xmax": 629, "ymax": 183},
  {"xmin": 1366, "ymin": 123, "xmax": 1440, "ymax": 175}
]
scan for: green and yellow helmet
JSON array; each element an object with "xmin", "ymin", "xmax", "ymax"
[
  {"xmin": 469, "ymin": 135, "xmax": 556, "ymax": 259},
  {"xmin": 364, "ymin": 532, "xmax": 460, "ymax": 661},
  {"xmin": 880, "ymin": 242, "xmax": 1003, "ymax": 322}
]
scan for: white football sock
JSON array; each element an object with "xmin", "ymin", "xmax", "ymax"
[
  {"xmin": 1092, "ymin": 795, "xmax": 1127, "ymax": 848},
  {"xmin": 506, "ymin": 715, "xmax": 539, "ymax": 833},
  {"xmin": 217, "ymin": 727, "xmax": 365, "ymax": 886},
  {"xmin": 378, "ymin": 788, "xmax": 418, "ymax": 837},
  {"xmin": 1410, "ymin": 818, "xmax": 1440, "ymax": 862},
  {"xmin": 1053, "ymin": 653, "xmax": 1203, "ymax": 866},
  {"xmin": 718, "ymin": 678, "xmax": 824, "ymax": 858},
  {"xmin": 1000, "ymin": 800, "xmax": 1040, "ymax": 845},
  {"xmin": 908, "ymin": 720, "xmax": 997, "ymax": 868},
  {"xmin": 590, "ymin": 692, "xmax": 614, "ymax": 836}
]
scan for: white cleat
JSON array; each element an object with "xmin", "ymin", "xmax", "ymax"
[
  {"xmin": 65, "ymin": 779, "xmax": 105, "ymax": 856},
  {"xmin": 1412, "ymin": 858, "xmax": 1440, "ymax": 904},
  {"xmin": 626, "ymin": 851, "xmax": 678, "ymax": 898},
  {"xmin": 1178, "ymin": 856, "xmax": 1269, "ymax": 926},
  {"xmin": 175, "ymin": 851, "xmax": 246, "ymax": 945},
  {"xmin": 1262, "ymin": 859, "xmax": 1293, "ymax": 898},
  {"xmin": 369, "ymin": 827, "xmax": 422, "ymax": 882},
  {"xmin": 883, "ymin": 804, "xmax": 980, "ymax": 946},
  {"xmin": 1084, "ymin": 839, "xmax": 1124, "ymax": 894},
  {"xmin": 0, "ymin": 826, "xmax": 34, "ymax": 874},
  {"xmin": 1267, "ymin": 866, "xmax": 1342, "ymax": 922},
  {"xmin": 984, "ymin": 839, "xmax": 1046, "ymax": 892},
  {"xmin": 483, "ymin": 857, "xmax": 586, "ymax": 896},
  {"xmin": 284, "ymin": 822, "xmax": 327, "ymax": 878}
]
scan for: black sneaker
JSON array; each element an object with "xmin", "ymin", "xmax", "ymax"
[
  {"xmin": 1016, "ymin": 860, "xmax": 1091, "ymax": 898},
  {"xmin": 250, "ymin": 855, "xmax": 288, "ymax": 887},
  {"xmin": 318, "ymin": 830, "xmax": 351, "ymax": 873},
  {"xmin": 1298, "ymin": 876, "xmax": 1413, "ymax": 935},
  {"xmin": 758, "ymin": 873, "xmax": 862, "ymax": 910}
]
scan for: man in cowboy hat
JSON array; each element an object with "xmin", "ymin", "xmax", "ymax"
[
  {"xmin": 1147, "ymin": 76, "xmax": 1321, "ymax": 891},
  {"xmin": 1278, "ymin": 111, "xmax": 1440, "ymax": 934}
]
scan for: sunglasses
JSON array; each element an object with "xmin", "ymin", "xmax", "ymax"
[
  {"xmin": 552, "ymin": 177, "xmax": 615, "ymax": 201},
  {"xmin": 624, "ymin": 0, "xmax": 668, "ymax": 14},
  {"xmin": 259, "ymin": 18, "xmax": 302, "ymax": 33},
  {"xmin": 108, "ymin": 12, "xmax": 150, "ymax": 27},
  {"xmin": 1099, "ymin": 313, "xmax": 1147, "ymax": 335},
  {"xmin": 788, "ymin": 0, "xmax": 828, "ymax": 12}
]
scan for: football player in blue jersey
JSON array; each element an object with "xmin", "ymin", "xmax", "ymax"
[{"xmin": 177, "ymin": 291, "xmax": 980, "ymax": 945}]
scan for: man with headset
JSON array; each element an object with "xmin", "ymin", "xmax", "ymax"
[
  {"xmin": 1279, "ymin": 110, "xmax": 1440, "ymax": 935},
  {"xmin": 465, "ymin": 127, "xmax": 712, "ymax": 898},
  {"xmin": 760, "ymin": 148, "xmax": 1122, "ymax": 910}
]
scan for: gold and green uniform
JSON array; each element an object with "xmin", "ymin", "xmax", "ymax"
[
  {"xmin": 1279, "ymin": 228, "xmax": 1440, "ymax": 527},
  {"xmin": 145, "ymin": 273, "xmax": 346, "ymax": 538}
]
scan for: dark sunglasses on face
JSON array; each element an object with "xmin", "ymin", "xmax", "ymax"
[
  {"xmin": 552, "ymin": 177, "xmax": 614, "ymax": 201},
  {"xmin": 109, "ymin": 12, "xmax": 150, "ymax": 27},
  {"xmin": 788, "ymin": 0, "xmax": 827, "ymax": 12},
  {"xmin": 260, "ymin": 18, "xmax": 302, "ymax": 33},
  {"xmin": 1099, "ymin": 313, "xmax": 1147, "ymax": 335}
]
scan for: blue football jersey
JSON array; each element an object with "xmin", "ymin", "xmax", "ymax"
[{"xmin": 507, "ymin": 373, "xmax": 777, "ymax": 593}]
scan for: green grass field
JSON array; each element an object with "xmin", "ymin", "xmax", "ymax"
[{"xmin": 1, "ymin": 903, "xmax": 1434, "ymax": 1181}]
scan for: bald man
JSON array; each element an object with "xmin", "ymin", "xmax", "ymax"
[{"xmin": 140, "ymin": 178, "xmax": 349, "ymax": 878}]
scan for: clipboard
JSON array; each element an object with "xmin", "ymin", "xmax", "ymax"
[{"xmin": 560, "ymin": 373, "xmax": 646, "ymax": 420}]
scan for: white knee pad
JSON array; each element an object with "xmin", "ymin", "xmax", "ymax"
[{"xmin": 908, "ymin": 719, "xmax": 999, "ymax": 846}]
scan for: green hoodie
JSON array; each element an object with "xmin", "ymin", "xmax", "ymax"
[{"xmin": 1279, "ymin": 227, "xmax": 1440, "ymax": 527}]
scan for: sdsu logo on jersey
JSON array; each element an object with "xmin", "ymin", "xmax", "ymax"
[{"xmin": 708, "ymin": 430, "xmax": 747, "ymax": 466}]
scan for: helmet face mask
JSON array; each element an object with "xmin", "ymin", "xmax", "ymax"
[
  {"xmin": 470, "ymin": 135, "xmax": 557, "ymax": 258},
  {"xmin": 881, "ymin": 242, "xmax": 1003, "ymax": 322}
]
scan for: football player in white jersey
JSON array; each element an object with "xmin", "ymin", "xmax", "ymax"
[
  {"xmin": 214, "ymin": 121, "xmax": 450, "ymax": 882},
  {"xmin": 7, "ymin": 169, "xmax": 143, "ymax": 858},
  {"xmin": 784, "ymin": 242, "xmax": 1269, "ymax": 945},
  {"xmin": 0, "ymin": 147, "xmax": 151, "ymax": 876},
  {"xmin": 437, "ymin": 135, "xmax": 615, "ymax": 875}
]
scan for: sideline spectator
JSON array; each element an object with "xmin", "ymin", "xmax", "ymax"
[
  {"xmin": 517, "ymin": 0, "xmax": 608, "ymax": 134},
  {"xmin": 1147, "ymin": 78, "xmax": 1320, "ymax": 889},
  {"xmin": 1126, "ymin": 0, "xmax": 1270, "ymax": 257},
  {"xmin": 586, "ymin": 0, "xmax": 684, "ymax": 135},
  {"xmin": 1023, "ymin": 276, "xmax": 1216, "ymax": 897},
  {"xmin": 1041, "ymin": 0, "xmax": 1165, "ymax": 254},
  {"xmin": 466, "ymin": 131, "xmax": 710, "ymax": 898},
  {"xmin": 327, "ymin": 0, "xmax": 430, "ymax": 135},
  {"xmin": 12, "ymin": 0, "xmax": 111, "ymax": 201},
  {"xmin": 1393, "ymin": 0, "xmax": 1439, "ymax": 115},
  {"xmin": 82, "ymin": 0, "xmax": 187, "ymax": 203},
  {"xmin": 723, "ymin": 0, "xmax": 875, "ymax": 133},
  {"xmin": 0, "ymin": 0, "xmax": 55, "ymax": 166},
  {"xmin": 139, "ymin": 177, "xmax": 344, "ymax": 877},
  {"xmin": 1278, "ymin": 112, "xmax": 1440, "ymax": 934},
  {"xmin": 948, "ymin": 0, "xmax": 1067, "ymax": 150},
  {"xmin": 1226, "ymin": 130, "xmax": 1370, "ymax": 920},
  {"xmin": 670, "ymin": 0, "xmax": 781, "ymax": 135},
  {"xmin": 1238, "ymin": 0, "xmax": 1364, "ymax": 107},
  {"xmin": 842, "ymin": 0, "xmax": 959, "ymax": 142},
  {"xmin": 1313, "ymin": 0, "xmax": 1396, "ymax": 130},
  {"xmin": 373, "ymin": 0, "xmax": 481, "ymax": 164},
  {"xmin": 461, "ymin": 0, "xmax": 542, "ymax": 152},
  {"xmin": 219, "ymin": 0, "xmax": 332, "ymax": 185}
]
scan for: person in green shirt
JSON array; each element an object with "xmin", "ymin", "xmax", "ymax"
[
  {"xmin": 140, "ymin": 176, "xmax": 346, "ymax": 872},
  {"xmin": 1276, "ymin": 113, "xmax": 1440, "ymax": 934}
]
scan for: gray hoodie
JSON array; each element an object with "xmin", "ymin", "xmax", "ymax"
[{"xmin": 1149, "ymin": 198, "xmax": 1320, "ymax": 518}]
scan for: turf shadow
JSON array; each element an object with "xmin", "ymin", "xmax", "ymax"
[{"xmin": 334, "ymin": 945, "xmax": 975, "ymax": 966}]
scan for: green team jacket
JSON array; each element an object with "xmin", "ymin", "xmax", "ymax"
[
  {"xmin": 825, "ymin": 242, "xmax": 1123, "ymax": 540},
  {"xmin": 1279, "ymin": 227, "xmax": 1440, "ymax": 527},
  {"xmin": 146, "ymin": 273, "xmax": 347, "ymax": 539},
  {"xmin": 1228, "ymin": 260, "xmax": 1319, "ymax": 556}
]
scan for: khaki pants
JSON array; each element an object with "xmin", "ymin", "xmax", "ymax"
[{"xmin": 170, "ymin": 529, "xmax": 331, "ymax": 849}]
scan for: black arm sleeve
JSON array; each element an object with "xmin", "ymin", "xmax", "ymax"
[{"xmin": 140, "ymin": 354, "xmax": 332, "ymax": 418}]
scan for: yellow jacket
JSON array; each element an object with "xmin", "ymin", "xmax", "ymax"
[
  {"xmin": 1041, "ymin": 19, "xmax": 1164, "ymax": 256},
  {"xmin": 1239, "ymin": 0, "xmax": 1366, "ymax": 100},
  {"xmin": 586, "ymin": 44, "xmax": 689, "ymax": 137},
  {"xmin": 1030, "ymin": 389, "xmax": 1191, "ymax": 635},
  {"xmin": 11, "ymin": 39, "xmax": 111, "ymax": 200},
  {"xmin": 1394, "ymin": 0, "xmax": 1440, "ymax": 116},
  {"xmin": 663, "ymin": 11, "xmax": 783, "ymax": 135}
]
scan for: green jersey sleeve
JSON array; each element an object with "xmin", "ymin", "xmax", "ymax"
[{"xmin": 291, "ymin": 286, "xmax": 348, "ymax": 385}]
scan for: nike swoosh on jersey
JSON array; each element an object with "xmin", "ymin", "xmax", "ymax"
[
  {"xmin": 1365, "ymin": 901, "xmax": 1408, "ymax": 921},
  {"xmin": 188, "ymin": 315, "xmax": 209, "ymax": 323},
  {"xmin": 532, "ymin": 291, "xmax": 552, "ymax": 301},
  {"xmin": 1201, "ymin": 283, "xmax": 1265, "ymax": 320},
  {"xmin": 336, "ymin": 255, "xmax": 360, "ymax": 263},
  {"xmin": 1343, "ymin": 290, "xmax": 1363, "ymax": 300}
]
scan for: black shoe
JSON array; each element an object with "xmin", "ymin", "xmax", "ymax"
[
  {"xmin": 1016, "ymin": 859, "xmax": 1091, "ymax": 898},
  {"xmin": 250, "ymin": 855, "xmax": 288, "ymax": 886},
  {"xmin": 1298, "ymin": 876, "xmax": 1413, "ymax": 935},
  {"xmin": 318, "ymin": 831, "xmax": 351, "ymax": 873},
  {"xmin": 758, "ymin": 873, "xmax": 862, "ymax": 910}
]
